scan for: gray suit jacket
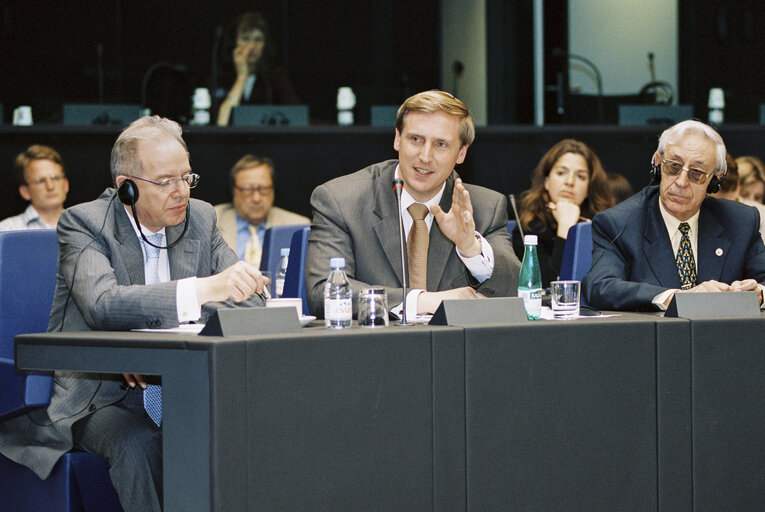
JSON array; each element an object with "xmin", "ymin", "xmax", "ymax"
[
  {"xmin": 214, "ymin": 202, "xmax": 310, "ymax": 255},
  {"xmin": 306, "ymin": 160, "xmax": 520, "ymax": 317},
  {"xmin": 0, "ymin": 188, "xmax": 264, "ymax": 479}
]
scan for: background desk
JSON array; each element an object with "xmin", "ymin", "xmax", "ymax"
[
  {"xmin": 3, "ymin": 124, "xmax": 765, "ymax": 222},
  {"xmin": 14, "ymin": 314, "xmax": 765, "ymax": 511}
]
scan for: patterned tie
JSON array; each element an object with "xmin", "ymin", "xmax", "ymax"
[
  {"xmin": 142, "ymin": 232, "xmax": 164, "ymax": 427},
  {"xmin": 676, "ymin": 222, "xmax": 697, "ymax": 290},
  {"xmin": 407, "ymin": 203, "xmax": 430, "ymax": 291},
  {"xmin": 244, "ymin": 225, "xmax": 262, "ymax": 266}
]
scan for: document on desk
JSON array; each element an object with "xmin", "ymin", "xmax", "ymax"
[
  {"xmin": 539, "ymin": 307, "xmax": 620, "ymax": 320},
  {"xmin": 133, "ymin": 324, "xmax": 206, "ymax": 334}
]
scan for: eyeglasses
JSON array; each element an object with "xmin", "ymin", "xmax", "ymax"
[
  {"xmin": 27, "ymin": 174, "xmax": 66, "ymax": 187},
  {"xmin": 661, "ymin": 159, "xmax": 713, "ymax": 185},
  {"xmin": 127, "ymin": 173, "xmax": 200, "ymax": 189},
  {"xmin": 234, "ymin": 185, "xmax": 274, "ymax": 195}
]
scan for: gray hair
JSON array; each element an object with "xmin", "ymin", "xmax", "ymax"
[
  {"xmin": 110, "ymin": 116, "xmax": 189, "ymax": 184},
  {"xmin": 655, "ymin": 120, "xmax": 727, "ymax": 174}
]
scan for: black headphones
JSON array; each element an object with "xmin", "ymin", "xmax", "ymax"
[
  {"xmin": 116, "ymin": 178, "xmax": 191, "ymax": 249},
  {"xmin": 649, "ymin": 162, "xmax": 726, "ymax": 195}
]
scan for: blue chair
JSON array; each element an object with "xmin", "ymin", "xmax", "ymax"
[
  {"xmin": 259, "ymin": 224, "xmax": 310, "ymax": 278},
  {"xmin": 282, "ymin": 227, "xmax": 311, "ymax": 316},
  {"xmin": 0, "ymin": 230, "xmax": 122, "ymax": 512},
  {"xmin": 559, "ymin": 222, "xmax": 593, "ymax": 282}
]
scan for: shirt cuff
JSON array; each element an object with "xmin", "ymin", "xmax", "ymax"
[
  {"xmin": 652, "ymin": 289, "xmax": 679, "ymax": 311},
  {"xmin": 391, "ymin": 289, "xmax": 426, "ymax": 322},
  {"xmin": 456, "ymin": 232, "xmax": 494, "ymax": 283},
  {"xmin": 177, "ymin": 277, "xmax": 202, "ymax": 322}
]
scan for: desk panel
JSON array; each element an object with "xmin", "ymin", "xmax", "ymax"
[
  {"xmin": 691, "ymin": 317, "xmax": 765, "ymax": 512},
  {"xmin": 464, "ymin": 318, "xmax": 659, "ymax": 511}
]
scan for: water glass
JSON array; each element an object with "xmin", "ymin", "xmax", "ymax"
[
  {"xmin": 551, "ymin": 280, "xmax": 580, "ymax": 320},
  {"xmin": 358, "ymin": 288, "xmax": 389, "ymax": 327}
]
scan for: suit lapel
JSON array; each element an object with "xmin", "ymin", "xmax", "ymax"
[
  {"xmin": 113, "ymin": 202, "xmax": 147, "ymax": 285},
  {"xmin": 167, "ymin": 206, "xmax": 200, "ymax": 280},
  {"xmin": 428, "ymin": 172, "xmax": 459, "ymax": 290},
  {"xmin": 696, "ymin": 202, "xmax": 729, "ymax": 282},
  {"xmin": 372, "ymin": 163, "xmax": 405, "ymax": 285},
  {"xmin": 642, "ymin": 196, "xmax": 682, "ymax": 289}
]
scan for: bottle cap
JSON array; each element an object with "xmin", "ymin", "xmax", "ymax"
[
  {"xmin": 280, "ymin": 248, "xmax": 290, "ymax": 257},
  {"xmin": 524, "ymin": 234, "xmax": 538, "ymax": 245},
  {"xmin": 330, "ymin": 257, "xmax": 346, "ymax": 269}
]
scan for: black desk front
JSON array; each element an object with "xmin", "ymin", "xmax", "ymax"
[{"xmin": 15, "ymin": 314, "xmax": 765, "ymax": 511}]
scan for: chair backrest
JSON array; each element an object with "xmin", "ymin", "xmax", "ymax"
[
  {"xmin": 0, "ymin": 230, "xmax": 58, "ymax": 421},
  {"xmin": 259, "ymin": 224, "xmax": 309, "ymax": 278},
  {"xmin": 282, "ymin": 227, "xmax": 311, "ymax": 316},
  {"xmin": 559, "ymin": 222, "xmax": 593, "ymax": 282}
]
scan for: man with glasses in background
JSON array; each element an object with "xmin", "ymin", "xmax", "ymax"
[
  {"xmin": 0, "ymin": 116, "xmax": 268, "ymax": 512},
  {"xmin": 215, "ymin": 154, "xmax": 309, "ymax": 267},
  {"xmin": 0, "ymin": 144, "xmax": 69, "ymax": 230},
  {"xmin": 583, "ymin": 119, "xmax": 765, "ymax": 311}
]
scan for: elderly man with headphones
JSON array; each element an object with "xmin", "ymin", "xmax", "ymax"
[
  {"xmin": 0, "ymin": 116, "xmax": 268, "ymax": 512},
  {"xmin": 583, "ymin": 119, "xmax": 765, "ymax": 311}
]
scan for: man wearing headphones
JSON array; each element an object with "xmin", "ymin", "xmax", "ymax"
[
  {"xmin": 583, "ymin": 119, "xmax": 765, "ymax": 311},
  {"xmin": 0, "ymin": 116, "xmax": 267, "ymax": 512}
]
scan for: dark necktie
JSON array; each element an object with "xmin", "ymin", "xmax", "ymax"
[
  {"xmin": 676, "ymin": 222, "xmax": 697, "ymax": 290},
  {"xmin": 407, "ymin": 203, "xmax": 430, "ymax": 291}
]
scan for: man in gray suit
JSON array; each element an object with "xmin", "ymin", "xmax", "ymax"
[
  {"xmin": 307, "ymin": 90, "xmax": 519, "ymax": 320},
  {"xmin": 0, "ymin": 116, "xmax": 267, "ymax": 512}
]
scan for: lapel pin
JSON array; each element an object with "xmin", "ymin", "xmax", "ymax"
[{"xmin": 715, "ymin": 248, "xmax": 723, "ymax": 256}]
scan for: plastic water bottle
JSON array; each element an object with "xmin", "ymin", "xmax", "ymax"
[
  {"xmin": 190, "ymin": 88, "xmax": 211, "ymax": 126},
  {"xmin": 275, "ymin": 248, "xmax": 289, "ymax": 298},
  {"xmin": 324, "ymin": 257, "xmax": 352, "ymax": 328},
  {"xmin": 518, "ymin": 235, "xmax": 542, "ymax": 320}
]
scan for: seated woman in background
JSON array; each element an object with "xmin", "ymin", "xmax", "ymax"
[
  {"xmin": 217, "ymin": 12, "xmax": 300, "ymax": 126},
  {"xmin": 607, "ymin": 171, "xmax": 634, "ymax": 204},
  {"xmin": 736, "ymin": 155, "xmax": 765, "ymax": 204},
  {"xmin": 512, "ymin": 139, "xmax": 613, "ymax": 287}
]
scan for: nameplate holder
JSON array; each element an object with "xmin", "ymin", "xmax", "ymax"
[
  {"xmin": 665, "ymin": 291, "xmax": 760, "ymax": 319},
  {"xmin": 199, "ymin": 307, "xmax": 301, "ymax": 336},
  {"xmin": 429, "ymin": 297, "xmax": 528, "ymax": 326}
]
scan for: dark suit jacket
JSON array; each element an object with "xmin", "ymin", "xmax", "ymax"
[
  {"xmin": 582, "ymin": 186, "xmax": 765, "ymax": 311},
  {"xmin": 306, "ymin": 160, "xmax": 520, "ymax": 317},
  {"xmin": 0, "ymin": 189, "xmax": 264, "ymax": 479}
]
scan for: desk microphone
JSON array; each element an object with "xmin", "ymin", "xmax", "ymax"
[
  {"xmin": 393, "ymin": 178, "xmax": 413, "ymax": 326},
  {"xmin": 508, "ymin": 194, "xmax": 524, "ymax": 240}
]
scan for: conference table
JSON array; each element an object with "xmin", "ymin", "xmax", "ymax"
[{"xmin": 14, "ymin": 312, "xmax": 765, "ymax": 511}]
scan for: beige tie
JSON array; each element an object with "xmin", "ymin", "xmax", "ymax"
[
  {"xmin": 407, "ymin": 203, "xmax": 430, "ymax": 291},
  {"xmin": 244, "ymin": 225, "xmax": 262, "ymax": 267}
]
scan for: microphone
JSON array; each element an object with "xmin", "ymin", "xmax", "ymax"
[
  {"xmin": 553, "ymin": 48, "xmax": 604, "ymax": 123},
  {"xmin": 393, "ymin": 178, "xmax": 413, "ymax": 326},
  {"xmin": 508, "ymin": 194, "xmax": 524, "ymax": 240},
  {"xmin": 647, "ymin": 52, "xmax": 656, "ymax": 82},
  {"xmin": 140, "ymin": 61, "xmax": 189, "ymax": 114},
  {"xmin": 211, "ymin": 25, "xmax": 225, "ymax": 120}
]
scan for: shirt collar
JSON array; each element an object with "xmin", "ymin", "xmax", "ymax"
[
  {"xmin": 122, "ymin": 205, "xmax": 167, "ymax": 240},
  {"xmin": 658, "ymin": 197, "xmax": 700, "ymax": 236},
  {"xmin": 236, "ymin": 212, "xmax": 266, "ymax": 234}
]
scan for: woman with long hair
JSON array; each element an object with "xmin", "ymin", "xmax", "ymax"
[
  {"xmin": 217, "ymin": 12, "xmax": 300, "ymax": 126},
  {"xmin": 513, "ymin": 139, "xmax": 614, "ymax": 287}
]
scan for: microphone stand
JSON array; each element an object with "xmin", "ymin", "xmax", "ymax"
[{"xmin": 393, "ymin": 179, "xmax": 413, "ymax": 326}]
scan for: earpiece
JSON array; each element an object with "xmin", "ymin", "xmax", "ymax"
[
  {"xmin": 649, "ymin": 164, "xmax": 661, "ymax": 185},
  {"xmin": 118, "ymin": 179, "xmax": 139, "ymax": 205}
]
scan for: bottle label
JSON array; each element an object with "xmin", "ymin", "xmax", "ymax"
[
  {"xmin": 325, "ymin": 298, "xmax": 352, "ymax": 321},
  {"xmin": 275, "ymin": 279, "xmax": 285, "ymax": 298},
  {"xmin": 518, "ymin": 288, "xmax": 542, "ymax": 318}
]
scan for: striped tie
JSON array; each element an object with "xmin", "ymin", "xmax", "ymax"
[{"xmin": 676, "ymin": 222, "xmax": 697, "ymax": 290}]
